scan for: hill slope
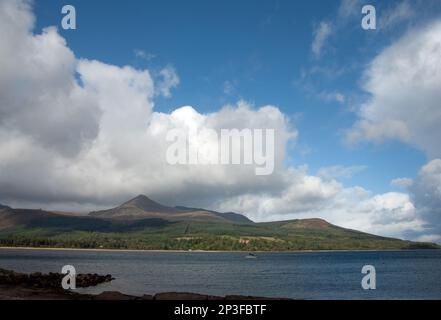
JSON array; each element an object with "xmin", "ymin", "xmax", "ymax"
[
  {"xmin": 0, "ymin": 204, "xmax": 10, "ymax": 210},
  {"xmin": 0, "ymin": 197, "xmax": 438, "ymax": 251},
  {"xmin": 90, "ymin": 195, "xmax": 252, "ymax": 223}
]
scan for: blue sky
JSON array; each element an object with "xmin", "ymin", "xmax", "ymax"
[
  {"xmin": 31, "ymin": 0, "xmax": 434, "ymax": 193},
  {"xmin": 2, "ymin": 0, "xmax": 441, "ymax": 240}
]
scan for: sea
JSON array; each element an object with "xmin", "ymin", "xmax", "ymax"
[{"xmin": 1, "ymin": 248, "xmax": 440, "ymax": 299}]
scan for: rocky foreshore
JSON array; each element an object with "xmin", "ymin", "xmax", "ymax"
[
  {"xmin": 0, "ymin": 268, "xmax": 283, "ymax": 300},
  {"xmin": 0, "ymin": 268, "xmax": 113, "ymax": 289}
]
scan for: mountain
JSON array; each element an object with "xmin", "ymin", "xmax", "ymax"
[
  {"xmin": 0, "ymin": 207, "xmax": 52, "ymax": 229},
  {"xmin": 0, "ymin": 207, "xmax": 112, "ymax": 231},
  {"xmin": 0, "ymin": 204, "xmax": 10, "ymax": 210},
  {"xmin": 175, "ymin": 206, "xmax": 251, "ymax": 224},
  {"xmin": 0, "ymin": 196, "xmax": 438, "ymax": 251},
  {"xmin": 90, "ymin": 195, "xmax": 252, "ymax": 223},
  {"xmin": 90, "ymin": 195, "xmax": 180, "ymax": 219}
]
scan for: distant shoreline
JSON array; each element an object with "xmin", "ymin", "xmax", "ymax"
[{"xmin": 0, "ymin": 246, "xmax": 434, "ymax": 254}]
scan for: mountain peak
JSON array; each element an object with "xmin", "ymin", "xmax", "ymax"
[
  {"xmin": 121, "ymin": 195, "xmax": 178, "ymax": 213},
  {"xmin": 128, "ymin": 194, "xmax": 154, "ymax": 203},
  {"xmin": 0, "ymin": 204, "xmax": 11, "ymax": 210},
  {"xmin": 89, "ymin": 195, "xmax": 251, "ymax": 223}
]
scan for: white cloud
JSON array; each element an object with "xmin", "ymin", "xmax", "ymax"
[
  {"xmin": 223, "ymin": 80, "xmax": 238, "ymax": 96},
  {"xmin": 0, "ymin": 0, "xmax": 101, "ymax": 157},
  {"xmin": 215, "ymin": 184, "xmax": 424, "ymax": 239},
  {"xmin": 345, "ymin": 19, "xmax": 441, "ymax": 242},
  {"xmin": 338, "ymin": 0, "xmax": 363, "ymax": 18},
  {"xmin": 380, "ymin": 0, "xmax": 415, "ymax": 30},
  {"xmin": 338, "ymin": 191, "xmax": 423, "ymax": 237},
  {"xmin": 214, "ymin": 166, "xmax": 342, "ymax": 221},
  {"xmin": 411, "ymin": 159, "xmax": 441, "ymax": 237},
  {"xmin": 134, "ymin": 49, "xmax": 155, "ymax": 61},
  {"xmin": 345, "ymin": 20, "xmax": 441, "ymax": 158},
  {"xmin": 317, "ymin": 165, "xmax": 366, "ymax": 180},
  {"xmin": 391, "ymin": 177, "xmax": 414, "ymax": 188},
  {"xmin": 311, "ymin": 22, "xmax": 332, "ymax": 58},
  {"xmin": 156, "ymin": 65, "xmax": 180, "ymax": 98},
  {"xmin": 415, "ymin": 234, "xmax": 441, "ymax": 243},
  {"xmin": 0, "ymin": 0, "xmax": 437, "ymax": 242},
  {"xmin": 319, "ymin": 91, "xmax": 346, "ymax": 104},
  {"xmin": 0, "ymin": 1, "xmax": 296, "ymax": 209},
  {"xmin": 310, "ymin": 0, "xmax": 362, "ymax": 59}
]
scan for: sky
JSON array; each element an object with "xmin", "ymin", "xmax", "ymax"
[{"xmin": 1, "ymin": 0, "xmax": 441, "ymax": 243}]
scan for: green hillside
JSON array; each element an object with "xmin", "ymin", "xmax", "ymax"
[
  {"xmin": 0, "ymin": 218, "xmax": 438, "ymax": 251},
  {"xmin": 0, "ymin": 196, "xmax": 438, "ymax": 251}
]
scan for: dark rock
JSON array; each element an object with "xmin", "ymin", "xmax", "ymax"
[
  {"xmin": 224, "ymin": 295, "xmax": 285, "ymax": 300},
  {"xmin": 0, "ymin": 268, "xmax": 290, "ymax": 300},
  {"xmin": 154, "ymin": 292, "xmax": 222, "ymax": 300},
  {"xmin": 92, "ymin": 291, "xmax": 135, "ymax": 300},
  {"xmin": 0, "ymin": 268, "xmax": 113, "ymax": 289}
]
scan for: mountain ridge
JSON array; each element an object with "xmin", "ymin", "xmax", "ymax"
[
  {"xmin": 0, "ymin": 204, "xmax": 11, "ymax": 210},
  {"xmin": 0, "ymin": 195, "xmax": 439, "ymax": 251},
  {"xmin": 90, "ymin": 195, "xmax": 252, "ymax": 223}
]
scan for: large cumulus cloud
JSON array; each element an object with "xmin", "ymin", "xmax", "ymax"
[
  {"xmin": 0, "ymin": 1, "xmax": 100, "ymax": 157},
  {"xmin": 410, "ymin": 160, "xmax": 441, "ymax": 242},
  {"xmin": 0, "ymin": 0, "xmax": 296, "ymax": 209},
  {"xmin": 0, "ymin": 0, "xmax": 436, "ymax": 241},
  {"xmin": 346, "ymin": 20, "xmax": 441, "ymax": 157},
  {"xmin": 346, "ymin": 19, "xmax": 441, "ymax": 241}
]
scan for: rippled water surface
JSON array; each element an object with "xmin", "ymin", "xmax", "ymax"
[{"xmin": 1, "ymin": 249, "xmax": 440, "ymax": 299}]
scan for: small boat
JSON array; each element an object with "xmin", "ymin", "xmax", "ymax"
[{"xmin": 245, "ymin": 253, "xmax": 257, "ymax": 259}]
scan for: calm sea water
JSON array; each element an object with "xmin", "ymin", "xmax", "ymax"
[{"xmin": 0, "ymin": 248, "xmax": 440, "ymax": 299}]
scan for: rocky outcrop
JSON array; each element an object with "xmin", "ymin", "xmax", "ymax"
[
  {"xmin": 0, "ymin": 268, "xmax": 113, "ymax": 289},
  {"xmin": 91, "ymin": 291, "xmax": 284, "ymax": 300},
  {"xmin": 0, "ymin": 268, "xmax": 287, "ymax": 300}
]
